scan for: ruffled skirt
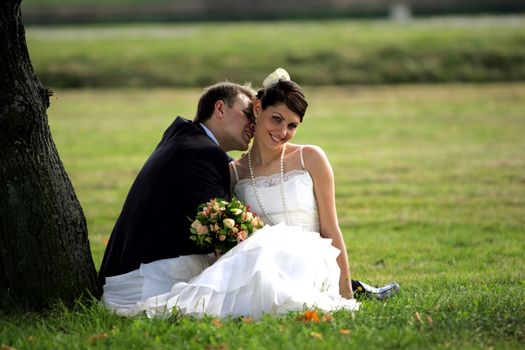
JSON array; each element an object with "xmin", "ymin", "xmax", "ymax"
[{"xmin": 103, "ymin": 223, "xmax": 360, "ymax": 319}]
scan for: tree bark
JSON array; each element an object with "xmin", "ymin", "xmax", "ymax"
[{"xmin": 0, "ymin": 0, "xmax": 101, "ymax": 310}]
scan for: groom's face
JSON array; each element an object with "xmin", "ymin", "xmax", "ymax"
[{"xmin": 222, "ymin": 94, "xmax": 254, "ymax": 151}]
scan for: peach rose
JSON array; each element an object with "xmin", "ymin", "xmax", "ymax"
[
  {"xmin": 196, "ymin": 224, "xmax": 208, "ymax": 235},
  {"xmin": 237, "ymin": 230, "xmax": 248, "ymax": 241}
]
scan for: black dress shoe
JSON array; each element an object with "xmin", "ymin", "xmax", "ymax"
[{"xmin": 352, "ymin": 280, "xmax": 400, "ymax": 300}]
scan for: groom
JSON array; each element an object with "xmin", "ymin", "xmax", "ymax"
[
  {"xmin": 98, "ymin": 82, "xmax": 256, "ymax": 284},
  {"xmin": 98, "ymin": 81, "xmax": 399, "ymax": 301}
]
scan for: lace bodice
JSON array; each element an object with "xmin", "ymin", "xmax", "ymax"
[{"xmin": 233, "ymin": 170, "xmax": 320, "ymax": 232}]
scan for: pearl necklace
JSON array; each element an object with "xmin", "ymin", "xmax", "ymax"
[{"xmin": 248, "ymin": 144, "xmax": 289, "ymax": 225}]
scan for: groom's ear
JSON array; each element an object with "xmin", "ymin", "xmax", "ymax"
[
  {"xmin": 252, "ymin": 100, "xmax": 261, "ymax": 118},
  {"xmin": 214, "ymin": 100, "xmax": 226, "ymax": 119}
]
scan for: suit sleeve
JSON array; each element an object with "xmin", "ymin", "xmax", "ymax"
[{"xmin": 180, "ymin": 146, "xmax": 230, "ymax": 216}]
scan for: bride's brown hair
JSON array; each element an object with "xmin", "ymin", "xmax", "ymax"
[{"xmin": 256, "ymin": 80, "xmax": 308, "ymax": 122}]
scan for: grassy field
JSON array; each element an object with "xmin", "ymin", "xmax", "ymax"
[
  {"xmin": 25, "ymin": 16, "xmax": 525, "ymax": 87},
  {"xmin": 1, "ymin": 83, "xmax": 523, "ymax": 349}
]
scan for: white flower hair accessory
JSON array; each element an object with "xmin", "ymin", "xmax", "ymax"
[{"xmin": 262, "ymin": 68, "xmax": 290, "ymax": 88}]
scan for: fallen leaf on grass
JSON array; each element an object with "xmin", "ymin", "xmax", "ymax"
[
  {"xmin": 88, "ymin": 332, "xmax": 108, "ymax": 345},
  {"xmin": 414, "ymin": 312, "xmax": 423, "ymax": 324},
  {"xmin": 1, "ymin": 345, "xmax": 17, "ymax": 350},
  {"xmin": 340, "ymin": 329, "xmax": 351, "ymax": 335},
  {"xmin": 415, "ymin": 312, "xmax": 433, "ymax": 326},
  {"xmin": 241, "ymin": 316, "xmax": 253, "ymax": 324},
  {"xmin": 297, "ymin": 309, "xmax": 320, "ymax": 323},
  {"xmin": 211, "ymin": 319, "xmax": 223, "ymax": 328},
  {"xmin": 321, "ymin": 314, "xmax": 334, "ymax": 323},
  {"xmin": 310, "ymin": 332, "xmax": 323, "ymax": 340},
  {"xmin": 426, "ymin": 315, "xmax": 433, "ymax": 325}
]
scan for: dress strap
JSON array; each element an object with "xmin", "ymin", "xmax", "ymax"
[
  {"xmin": 300, "ymin": 146, "xmax": 306, "ymax": 170},
  {"xmin": 230, "ymin": 161, "xmax": 240, "ymax": 183}
]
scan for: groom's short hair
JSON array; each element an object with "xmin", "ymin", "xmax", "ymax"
[{"xmin": 194, "ymin": 82, "xmax": 255, "ymax": 123}]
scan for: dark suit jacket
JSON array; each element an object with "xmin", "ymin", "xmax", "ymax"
[{"xmin": 98, "ymin": 117, "xmax": 231, "ymax": 283}]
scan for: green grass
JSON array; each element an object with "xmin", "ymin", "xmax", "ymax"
[
  {"xmin": 25, "ymin": 17, "xmax": 525, "ymax": 87},
  {"xmin": 1, "ymin": 83, "xmax": 524, "ymax": 348}
]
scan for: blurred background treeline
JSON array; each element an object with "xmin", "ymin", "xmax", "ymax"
[
  {"xmin": 22, "ymin": 0, "xmax": 525, "ymax": 88},
  {"xmin": 22, "ymin": 0, "xmax": 525, "ymax": 23}
]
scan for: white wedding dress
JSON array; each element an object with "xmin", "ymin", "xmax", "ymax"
[{"xmin": 103, "ymin": 157, "xmax": 359, "ymax": 319}]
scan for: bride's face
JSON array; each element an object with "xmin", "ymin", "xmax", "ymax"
[{"xmin": 254, "ymin": 103, "xmax": 301, "ymax": 149}]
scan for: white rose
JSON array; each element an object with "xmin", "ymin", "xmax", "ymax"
[
  {"xmin": 223, "ymin": 218, "xmax": 235, "ymax": 229},
  {"xmin": 191, "ymin": 219, "xmax": 201, "ymax": 229}
]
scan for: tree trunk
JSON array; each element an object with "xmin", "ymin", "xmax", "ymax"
[{"xmin": 0, "ymin": 0, "xmax": 101, "ymax": 310}]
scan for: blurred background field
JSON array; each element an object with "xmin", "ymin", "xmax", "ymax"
[{"xmin": 27, "ymin": 17, "xmax": 525, "ymax": 88}]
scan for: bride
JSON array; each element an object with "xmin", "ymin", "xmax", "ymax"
[{"xmin": 105, "ymin": 70, "xmax": 362, "ymax": 318}]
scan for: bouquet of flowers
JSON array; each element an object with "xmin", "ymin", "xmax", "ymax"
[{"xmin": 189, "ymin": 197, "xmax": 264, "ymax": 254}]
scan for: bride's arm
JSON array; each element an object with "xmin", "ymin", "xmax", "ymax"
[
  {"xmin": 228, "ymin": 159, "xmax": 244, "ymax": 197},
  {"xmin": 303, "ymin": 145, "xmax": 354, "ymax": 299}
]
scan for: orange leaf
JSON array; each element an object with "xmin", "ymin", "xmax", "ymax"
[
  {"xmin": 87, "ymin": 332, "xmax": 108, "ymax": 345},
  {"xmin": 303, "ymin": 309, "xmax": 320, "ymax": 323},
  {"xmin": 242, "ymin": 316, "xmax": 253, "ymax": 324},
  {"xmin": 340, "ymin": 329, "xmax": 351, "ymax": 335},
  {"xmin": 211, "ymin": 319, "xmax": 223, "ymax": 328}
]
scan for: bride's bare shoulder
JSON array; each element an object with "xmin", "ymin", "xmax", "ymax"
[
  {"xmin": 292, "ymin": 145, "xmax": 332, "ymax": 178},
  {"xmin": 297, "ymin": 144, "xmax": 328, "ymax": 162},
  {"xmin": 231, "ymin": 154, "xmax": 250, "ymax": 179}
]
